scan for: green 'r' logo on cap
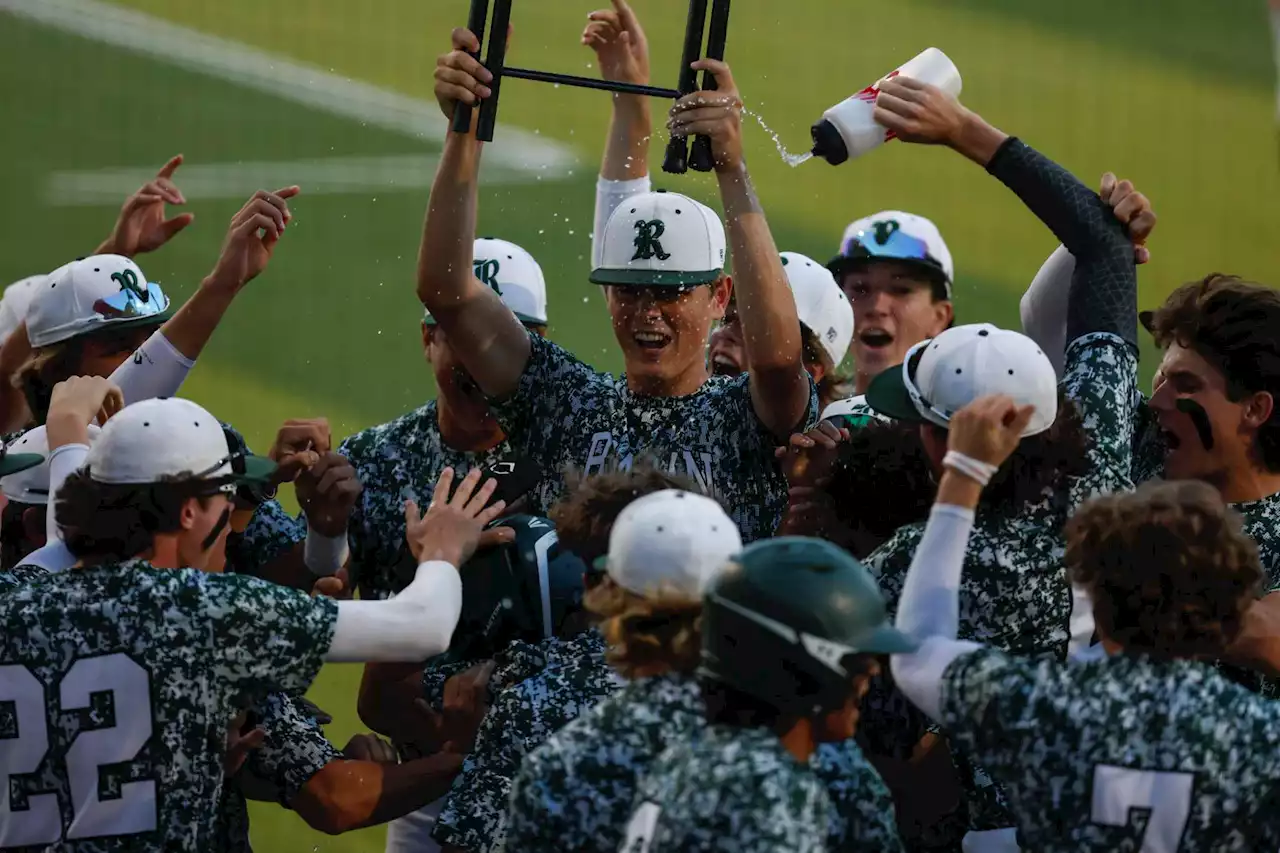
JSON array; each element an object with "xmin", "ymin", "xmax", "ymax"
[
  {"xmin": 781, "ymin": 255, "xmax": 790, "ymax": 266},
  {"xmin": 474, "ymin": 259, "xmax": 502, "ymax": 296},
  {"xmin": 110, "ymin": 268, "xmax": 148, "ymax": 300},
  {"xmin": 632, "ymin": 220, "xmax": 671, "ymax": 262},
  {"xmin": 872, "ymin": 219, "xmax": 900, "ymax": 245}
]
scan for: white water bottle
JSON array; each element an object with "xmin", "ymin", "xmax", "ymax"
[{"xmin": 810, "ymin": 48, "xmax": 962, "ymax": 165}]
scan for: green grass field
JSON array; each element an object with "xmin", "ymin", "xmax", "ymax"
[{"xmin": 2, "ymin": 0, "xmax": 1278, "ymax": 849}]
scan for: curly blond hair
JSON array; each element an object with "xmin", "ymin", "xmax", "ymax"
[
  {"xmin": 585, "ymin": 576, "xmax": 704, "ymax": 679},
  {"xmin": 1066, "ymin": 479, "xmax": 1263, "ymax": 659}
]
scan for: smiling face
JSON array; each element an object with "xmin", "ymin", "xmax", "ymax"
[
  {"xmin": 838, "ymin": 260, "xmax": 952, "ymax": 391},
  {"xmin": 707, "ymin": 303, "xmax": 746, "ymax": 377},
  {"xmin": 1149, "ymin": 343, "xmax": 1274, "ymax": 485},
  {"xmin": 605, "ymin": 278, "xmax": 732, "ymax": 396}
]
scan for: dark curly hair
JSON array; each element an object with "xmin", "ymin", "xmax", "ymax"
[
  {"xmin": 825, "ymin": 420, "xmax": 936, "ymax": 556},
  {"xmin": 1066, "ymin": 479, "xmax": 1262, "ymax": 659},
  {"xmin": 1143, "ymin": 274, "xmax": 1280, "ymax": 472},
  {"xmin": 57, "ymin": 469, "xmax": 225, "ymax": 564}
]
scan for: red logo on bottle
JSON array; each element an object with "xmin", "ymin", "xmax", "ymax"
[{"xmin": 854, "ymin": 69, "xmax": 901, "ymax": 141}]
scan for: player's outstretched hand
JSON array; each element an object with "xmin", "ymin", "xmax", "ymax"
[
  {"xmin": 405, "ymin": 467, "xmax": 509, "ymax": 567},
  {"xmin": 310, "ymin": 566, "xmax": 350, "ymax": 600},
  {"xmin": 668, "ymin": 59, "xmax": 743, "ymax": 173},
  {"xmin": 1099, "ymin": 173, "xmax": 1156, "ymax": 264},
  {"xmin": 204, "ymin": 186, "xmax": 300, "ymax": 293},
  {"xmin": 297, "ymin": 452, "xmax": 362, "ymax": 538},
  {"xmin": 947, "ymin": 395, "xmax": 1034, "ymax": 472},
  {"xmin": 435, "ymin": 28, "xmax": 495, "ymax": 123},
  {"xmin": 96, "ymin": 154, "xmax": 194, "ymax": 258},
  {"xmin": 775, "ymin": 419, "xmax": 849, "ymax": 489},
  {"xmin": 874, "ymin": 77, "xmax": 971, "ymax": 146},
  {"xmin": 414, "ymin": 659, "xmax": 497, "ymax": 756},
  {"xmin": 583, "ymin": 0, "xmax": 649, "ymax": 85},
  {"xmin": 224, "ymin": 711, "xmax": 266, "ymax": 778},
  {"xmin": 268, "ymin": 418, "xmax": 331, "ymax": 484}
]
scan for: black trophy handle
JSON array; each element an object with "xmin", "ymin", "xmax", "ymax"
[
  {"xmin": 451, "ymin": 0, "xmax": 490, "ymax": 135},
  {"xmin": 663, "ymin": 0, "xmax": 710, "ymax": 175},
  {"xmin": 689, "ymin": 0, "xmax": 730, "ymax": 172},
  {"xmin": 475, "ymin": 0, "xmax": 513, "ymax": 142}
]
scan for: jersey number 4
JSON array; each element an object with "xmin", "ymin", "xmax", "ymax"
[
  {"xmin": 1090, "ymin": 764, "xmax": 1194, "ymax": 853},
  {"xmin": 1, "ymin": 653, "xmax": 156, "ymax": 846}
]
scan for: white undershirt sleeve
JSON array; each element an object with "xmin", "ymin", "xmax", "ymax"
[
  {"xmin": 890, "ymin": 503, "xmax": 982, "ymax": 722},
  {"xmin": 1019, "ymin": 244, "xmax": 1073, "ymax": 378},
  {"xmin": 106, "ymin": 330, "xmax": 195, "ymax": 409},
  {"xmin": 593, "ymin": 176, "xmax": 652, "ymax": 269},
  {"xmin": 325, "ymin": 559, "xmax": 462, "ymax": 662},
  {"xmin": 45, "ymin": 442, "xmax": 89, "ymax": 544}
]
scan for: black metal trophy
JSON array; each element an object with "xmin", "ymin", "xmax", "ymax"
[{"xmin": 451, "ymin": 0, "xmax": 731, "ymax": 175}]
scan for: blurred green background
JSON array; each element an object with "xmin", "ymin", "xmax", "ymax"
[{"xmin": 2, "ymin": 0, "xmax": 1277, "ymax": 849}]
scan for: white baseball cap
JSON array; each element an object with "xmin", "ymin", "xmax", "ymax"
[
  {"xmin": 1, "ymin": 424, "xmax": 103, "ymax": 504},
  {"xmin": 591, "ymin": 190, "xmax": 726, "ymax": 287},
  {"xmin": 782, "ymin": 252, "xmax": 854, "ymax": 369},
  {"xmin": 426, "ymin": 238, "xmax": 548, "ymax": 326},
  {"xmin": 596, "ymin": 489, "xmax": 743, "ymax": 599},
  {"xmin": 865, "ymin": 323, "xmax": 1058, "ymax": 436},
  {"xmin": 27, "ymin": 255, "xmax": 171, "ymax": 348},
  {"xmin": 829, "ymin": 211, "xmax": 954, "ymax": 297},
  {"xmin": 85, "ymin": 398, "xmax": 275, "ymax": 491},
  {"xmin": 0, "ymin": 276, "xmax": 43, "ymax": 346}
]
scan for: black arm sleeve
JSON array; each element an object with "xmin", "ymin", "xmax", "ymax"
[{"xmin": 986, "ymin": 137, "xmax": 1137, "ymax": 351}]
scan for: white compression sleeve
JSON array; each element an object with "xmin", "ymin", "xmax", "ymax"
[
  {"xmin": 592, "ymin": 176, "xmax": 651, "ymax": 269},
  {"xmin": 106, "ymin": 331, "xmax": 195, "ymax": 409},
  {"xmin": 890, "ymin": 503, "xmax": 982, "ymax": 722},
  {"xmin": 325, "ymin": 560, "xmax": 462, "ymax": 663},
  {"xmin": 1019, "ymin": 245, "xmax": 1073, "ymax": 378},
  {"xmin": 44, "ymin": 442, "xmax": 88, "ymax": 545}
]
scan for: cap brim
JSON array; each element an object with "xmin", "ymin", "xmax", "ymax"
[
  {"xmin": 864, "ymin": 365, "xmax": 925, "ymax": 423},
  {"xmin": 590, "ymin": 268, "xmax": 722, "ymax": 287},
  {"xmin": 424, "ymin": 311, "xmax": 545, "ymax": 327},
  {"xmin": 235, "ymin": 454, "xmax": 277, "ymax": 485},
  {"xmin": 0, "ymin": 452, "xmax": 44, "ymax": 478},
  {"xmin": 857, "ymin": 623, "xmax": 919, "ymax": 655},
  {"xmin": 1138, "ymin": 310, "xmax": 1155, "ymax": 334},
  {"xmin": 826, "ymin": 256, "xmax": 951, "ymax": 298}
]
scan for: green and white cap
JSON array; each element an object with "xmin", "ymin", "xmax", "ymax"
[
  {"xmin": 27, "ymin": 255, "xmax": 171, "ymax": 348},
  {"xmin": 0, "ymin": 275, "xmax": 43, "ymax": 346},
  {"xmin": 590, "ymin": 190, "xmax": 726, "ymax": 287},
  {"xmin": 425, "ymin": 238, "xmax": 547, "ymax": 327},
  {"xmin": 2, "ymin": 423, "xmax": 103, "ymax": 504},
  {"xmin": 782, "ymin": 252, "xmax": 854, "ymax": 369},
  {"xmin": 85, "ymin": 398, "xmax": 275, "ymax": 492}
]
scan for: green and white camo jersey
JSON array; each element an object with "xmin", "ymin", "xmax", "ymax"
[
  {"xmin": 940, "ymin": 647, "xmax": 1280, "ymax": 851},
  {"xmin": 339, "ymin": 400, "xmax": 512, "ymax": 600},
  {"xmin": 0, "ymin": 559, "xmax": 337, "ymax": 852},
  {"xmin": 0, "ymin": 563, "xmax": 51, "ymax": 593},
  {"xmin": 221, "ymin": 423, "xmax": 306, "ymax": 578},
  {"xmin": 623, "ymin": 724, "xmax": 832, "ymax": 853},
  {"xmin": 216, "ymin": 691, "xmax": 344, "ymax": 853},
  {"xmin": 488, "ymin": 332, "xmax": 817, "ymax": 542},
  {"xmin": 432, "ymin": 630, "xmax": 623, "ymax": 853},
  {"xmin": 506, "ymin": 672, "xmax": 903, "ymax": 853}
]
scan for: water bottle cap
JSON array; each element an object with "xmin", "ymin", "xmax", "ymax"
[{"xmin": 810, "ymin": 119, "xmax": 848, "ymax": 166}]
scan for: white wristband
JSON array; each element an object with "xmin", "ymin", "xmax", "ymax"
[
  {"xmin": 942, "ymin": 451, "xmax": 999, "ymax": 486},
  {"xmin": 304, "ymin": 525, "xmax": 349, "ymax": 577}
]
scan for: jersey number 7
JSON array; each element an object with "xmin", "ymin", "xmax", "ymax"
[
  {"xmin": 1090, "ymin": 764, "xmax": 1194, "ymax": 853},
  {"xmin": 1, "ymin": 654, "xmax": 156, "ymax": 846}
]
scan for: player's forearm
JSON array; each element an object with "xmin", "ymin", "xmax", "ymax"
[
  {"xmin": 294, "ymin": 752, "xmax": 464, "ymax": 835},
  {"xmin": 718, "ymin": 165, "xmax": 809, "ymax": 432},
  {"xmin": 894, "ymin": 495, "xmax": 976, "ymax": 643},
  {"xmin": 107, "ymin": 330, "xmax": 195, "ymax": 406},
  {"xmin": 153, "ymin": 283, "xmax": 235, "ymax": 362},
  {"xmin": 327, "ymin": 561, "xmax": 462, "ymax": 662},
  {"xmin": 1020, "ymin": 245, "xmax": 1073, "ymax": 377},
  {"xmin": 601, "ymin": 96, "xmax": 651, "ymax": 180}
]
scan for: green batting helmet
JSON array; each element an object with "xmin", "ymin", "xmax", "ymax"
[{"xmin": 698, "ymin": 536, "xmax": 916, "ymax": 716}]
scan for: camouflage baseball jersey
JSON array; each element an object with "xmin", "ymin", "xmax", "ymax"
[
  {"xmin": 221, "ymin": 423, "xmax": 306, "ymax": 577},
  {"xmin": 940, "ymin": 646, "xmax": 1280, "ymax": 851},
  {"xmin": 0, "ymin": 559, "xmax": 337, "ymax": 851},
  {"xmin": 488, "ymin": 333, "xmax": 817, "ymax": 542},
  {"xmin": 623, "ymin": 724, "xmax": 833, "ymax": 853},
  {"xmin": 507, "ymin": 672, "xmax": 903, "ymax": 853},
  {"xmin": 432, "ymin": 630, "xmax": 623, "ymax": 853},
  {"xmin": 339, "ymin": 400, "xmax": 512, "ymax": 599},
  {"xmin": 0, "ymin": 563, "xmax": 51, "ymax": 594},
  {"xmin": 216, "ymin": 691, "xmax": 344, "ymax": 852}
]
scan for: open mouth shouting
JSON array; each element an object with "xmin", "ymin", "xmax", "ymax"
[
  {"xmin": 858, "ymin": 328, "xmax": 894, "ymax": 351},
  {"xmin": 633, "ymin": 330, "xmax": 673, "ymax": 357}
]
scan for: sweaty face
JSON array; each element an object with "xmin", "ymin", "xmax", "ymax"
[
  {"xmin": 1149, "ymin": 343, "xmax": 1267, "ymax": 483},
  {"xmin": 605, "ymin": 281, "xmax": 729, "ymax": 394},
  {"xmin": 707, "ymin": 305, "xmax": 746, "ymax": 377},
  {"xmin": 77, "ymin": 325, "xmax": 156, "ymax": 378},
  {"xmin": 178, "ymin": 493, "xmax": 234, "ymax": 573},
  {"xmin": 839, "ymin": 261, "xmax": 951, "ymax": 389}
]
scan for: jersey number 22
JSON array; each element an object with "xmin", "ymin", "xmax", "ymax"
[{"xmin": 1, "ymin": 653, "xmax": 156, "ymax": 846}]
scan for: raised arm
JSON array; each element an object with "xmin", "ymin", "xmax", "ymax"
[
  {"xmin": 670, "ymin": 60, "xmax": 810, "ymax": 438},
  {"xmin": 417, "ymin": 29, "xmax": 530, "ymax": 400}
]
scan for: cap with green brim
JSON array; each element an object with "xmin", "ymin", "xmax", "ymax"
[
  {"xmin": 591, "ymin": 190, "xmax": 726, "ymax": 289},
  {"xmin": 864, "ymin": 360, "xmax": 926, "ymax": 423},
  {"xmin": 0, "ymin": 450, "xmax": 45, "ymax": 479},
  {"xmin": 27, "ymin": 255, "xmax": 172, "ymax": 348}
]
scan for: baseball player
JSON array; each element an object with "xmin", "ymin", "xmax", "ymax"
[
  {"xmin": 891, "ymin": 393, "xmax": 1280, "ymax": 851},
  {"xmin": 424, "ymin": 29, "xmax": 815, "ymax": 542},
  {"xmin": 0, "ymin": 396, "xmax": 501, "ymax": 850},
  {"xmin": 620, "ymin": 535, "xmax": 915, "ymax": 853}
]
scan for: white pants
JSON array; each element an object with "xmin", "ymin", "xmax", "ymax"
[
  {"xmin": 384, "ymin": 797, "xmax": 446, "ymax": 853},
  {"xmin": 963, "ymin": 828, "xmax": 1020, "ymax": 852}
]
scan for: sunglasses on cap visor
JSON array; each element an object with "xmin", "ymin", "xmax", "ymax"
[
  {"xmin": 96, "ymin": 271, "xmax": 170, "ymax": 321},
  {"xmin": 901, "ymin": 338, "xmax": 956, "ymax": 425},
  {"xmin": 840, "ymin": 228, "xmax": 942, "ymax": 273}
]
